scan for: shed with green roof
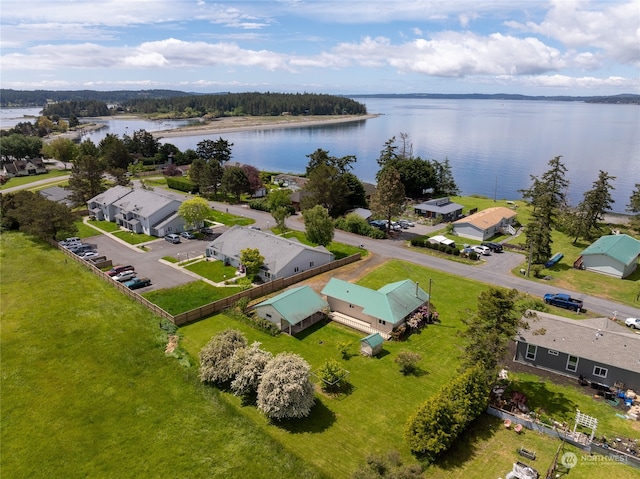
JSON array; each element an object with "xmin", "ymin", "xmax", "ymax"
[
  {"xmin": 254, "ymin": 286, "xmax": 328, "ymax": 334},
  {"xmin": 360, "ymin": 333, "xmax": 384, "ymax": 357},
  {"xmin": 578, "ymin": 234, "xmax": 640, "ymax": 278}
]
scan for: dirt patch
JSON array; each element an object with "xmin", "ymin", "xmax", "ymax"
[
  {"xmin": 165, "ymin": 335, "xmax": 179, "ymax": 354},
  {"xmin": 302, "ymin": 253, "xmax": 388, "ymax": 294}
]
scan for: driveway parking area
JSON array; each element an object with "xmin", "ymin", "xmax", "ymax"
[{"xmin": 85, "ymin": 229, "xmax": 227, "ymax": 291}]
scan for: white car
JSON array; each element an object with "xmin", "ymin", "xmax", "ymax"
[
  {"xmin": 79, "ymin": 251, "xmax": 99, "ymax": 259},
  {"xmin": 113, "ymin": 271, "xmax": 137, "ymax": 282},
  {"xmin": 472, "ymin": 245, "xmax": 492, "ymax": 256},
  {"xmin": 625, "ymin": 318, "xmax": 640, "ymax": 330}
]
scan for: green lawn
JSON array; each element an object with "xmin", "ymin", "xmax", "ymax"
[
  {"xmin": 87, "ymin": 219, "xmax": 122, "ymax": 233},
  {"xmin": 0, "ymin": 233, "xmax": 324, "ymax": 479},
  {"xmin": 185, "ymin": 259, "xmax": 241, "ymax": 283},
  {"xmin": 280, "ymin": 229, "xmax": 365, "ymax": 259},
  {"xmin": 142, "ymin": 280, "xmax": 246, "ymax": 315},
  {"xmin": 112, "ymin": 229, "xmax": 157, "ymax": 244},
  {"xmin": 179, "ymin": 260, "xmax": 488, "ymax": 477},
  {"xmin": 0, "ymin": 170, "xmax": 70, "ymax": 190}
]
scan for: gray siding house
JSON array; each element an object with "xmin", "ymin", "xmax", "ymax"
[
  {"xmin": 413, "ymin": 197, "xmax": 463, "ymax": 223},
  {"xmin": 205, "ymin": 226, "xmax": 334, "ymax": 282},
  {"xmin": 577, "ymin": 234, "xmax": 640, "ymax": 279},
  {"xmin": 87, "ymin": 186, "xmax": 186, "ymax": 236},
  {"xmin": 514, "ymin": 311, "xmax": 640, "ymax": 391}
]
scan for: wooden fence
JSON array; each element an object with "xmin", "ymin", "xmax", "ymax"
[
  {"xmin": 54, "ymin": 238, "xmax": 360, "ymax": 327},
  {"xmin": 173, "ymin": 253, "xmax": 361, "ymax": 326}
]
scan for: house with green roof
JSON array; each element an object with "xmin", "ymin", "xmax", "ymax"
[
  {"xmin": 321, "ymin": 278, "xmax": 429, "ymax": 338},
  {"xmin": 254, "ymin": 286, "xmax": 328, "ymax": 335},
  {"xmin": 576, "ymin": 234, "xmax": 640, "ymax": 279}
]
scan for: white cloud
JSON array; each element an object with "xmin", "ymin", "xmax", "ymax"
[{"xmin": 507, "ymin": 0, "xmax": 640, "ymax": 66}]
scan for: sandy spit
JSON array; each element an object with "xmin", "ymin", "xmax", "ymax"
[{"xmin": 150, "ymin": 114, "xmax": 380, "ymax": 139}]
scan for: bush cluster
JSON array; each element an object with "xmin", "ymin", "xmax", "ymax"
[
  {"xmin": 404, "ymin": 365, "xmax": 490, "ymax": 462},
  {"xmin": 166, "ymin": 176, "xmax": 195, "ymax": 193},
  {"xmin": 335, "ymin": 214, "xmax": 386, "ymax": 239},
  {"xmin": 199, "ymin": 329, "xmax": 316, "ymax": 420}
]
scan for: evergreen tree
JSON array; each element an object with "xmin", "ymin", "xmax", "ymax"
[
  {"xmin": 627, "ymin": 183, "xmax": 640, "ymax": 230},
  {"xmin": 433, "ymin": 158, "xmax": 460, "ymax": 196},
  {"xmin": 369, "ymin": 167, "xmax": 405, "ymax": 232},
  {"xmin": 520, "ymin": 156, "xmax": 569, "ymax": 265},
  {"xmin": 66, "ymin": 154, "xmax": 106, "ymax": 207},
  {"xmin": 574, "ymin": 170, "xmax": 616, "ymax": 240}
]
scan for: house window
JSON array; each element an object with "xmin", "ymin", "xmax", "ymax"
[
  {"xmin": 294, "ymin": 266, "xmax": 299, "ymax": 273},
  {"xmin": 265, "ymin": 313, "xmax": 272, "ymax": 319},
  {"xmin": 566, "ymin": 355, "xmax": 579, "ymax": 372},
  {"xmin": 310, "ymin": 261, "xmax": 314, "ymax": 267},
  {"xmin": 548, "ymin": 350, "xmax": 559, "ymax": 356},
  {"xmin": 525, "ymin": 344, "xmax": 537, "ymax": 360},
  {"xmin": 378, "ymin": 319, "xmax": 386, "ymax": 326},
  {"xmin": 593, "ymin": 366, "xmax": 608, "ymax": 378},
  {"xmin": 349, "ymin": 304, "xmax": 354, "ymax": 309}
]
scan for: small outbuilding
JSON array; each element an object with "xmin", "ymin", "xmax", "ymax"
[{"xmin": 360, "ymin": 332, "xmax": 384, "ymax": 357}]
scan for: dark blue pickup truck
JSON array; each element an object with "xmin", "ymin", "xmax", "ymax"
[{"xmin": 543, "ymin": 293, "xmax": 583, "ymax": 312}]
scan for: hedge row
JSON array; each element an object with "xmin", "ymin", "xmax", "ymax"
[{"xmin": 404, "ymin": 365, "xmax": 490, "ymax": 462}]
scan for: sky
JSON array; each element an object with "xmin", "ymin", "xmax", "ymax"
[{"xmin": 1, "ymin": 0, "xmax": 639, "ymax": 96}]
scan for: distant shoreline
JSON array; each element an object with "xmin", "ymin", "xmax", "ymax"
[{"xmin": 149, "ymin": 113, "xmax": 379, "ymax": 138}]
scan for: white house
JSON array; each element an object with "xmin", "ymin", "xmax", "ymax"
[
  {"xmin": 87, "ymin": 186, "xmax": 187, "ymax": 237},
  {"xmin": 452, "ymin": 206, "xmax": 517, "ymax": 241},
  {"xmin": 205, "ymin": 226, "xmax": 334, "ymax": 282}
]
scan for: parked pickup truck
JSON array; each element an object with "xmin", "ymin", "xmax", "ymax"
[
  {"xmin": 124, "ymin": 277, "xmax": 151, "ymax": 290},
  {"xmin": 543, "ymin": 293, "xmax": 583, "ymax": 312}
]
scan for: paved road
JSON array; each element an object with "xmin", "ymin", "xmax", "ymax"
[
  {"xmin": 209, "ymin": 200, "xmax": 640, "ymax": 319},
  {"xmin": 49, "ymin": 181, "xmax": 639, "ymax": 319}
]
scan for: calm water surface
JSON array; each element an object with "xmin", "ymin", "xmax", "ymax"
[{"xmin": 2, "ymin": 99, "xmax": 638, "ymax": 212}]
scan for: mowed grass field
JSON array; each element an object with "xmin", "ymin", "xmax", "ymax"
[{"xmin": 0, "ymin": 233, "xmax": 324, "ymax": 479}]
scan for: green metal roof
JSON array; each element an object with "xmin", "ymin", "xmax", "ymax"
[
  {"xmin": 361, "ymin": 332, "xmax": 384, "ymax": 348},
  {"xmin": 581, "ymin": 234, "xmax": 640, "ymax": 266},
  {"xmin": 256, "ymin": 286, "xmax": 328, "ymax": 326},
  {"xmin": 321, "ymin": 278, "xmax": 429, "ymax": 325}
]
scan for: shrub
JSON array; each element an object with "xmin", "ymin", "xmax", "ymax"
[
  {"xmin": 394, "ymin": 351, "xmax": 422, "ymax": 375},
  {"xmin": 317, "ymin": 358, "xmax": 347, "ymax": 392},
  {"xmin": 230, "ymin": 342, "xmax": 273, "ymax": 397},
  {"xmin": 166, "ymin": 176, "xmax": 195, "ymax": 193},
  {"xmin": 257, "ymin": 352, "xmax": 316, "ymax": 420},
  {"xmin": 199, "ymin": 329, "xmax": 248, "ymax": 384},
  {"xmin": 388, "ymin": 325, "xmax": 407, "ymax": 341},
  {"xmin": 336, "ymin": 340, "xmax": 352, "ymax": 360}
]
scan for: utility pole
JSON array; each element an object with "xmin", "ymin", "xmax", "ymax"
[{"xmin": 426, "ymin": 278, "xmax": 433, "ymax": 320}]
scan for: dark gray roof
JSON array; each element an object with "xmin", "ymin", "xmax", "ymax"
[
  {"xmin": 414, "ymin": 197, "xmax": 463, "ymax": 214},
  {"xmin": 517, "ymin": 311, "xmax": 640, "ymax": 373},
  {"xmin": 39, "ymin": 186, "xmax": 73, "ymax": 206}
]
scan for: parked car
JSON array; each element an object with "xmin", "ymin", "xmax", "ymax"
[
  {"xmin": 60, "ymin": 237, "xmax": 81, "ymax": 248},
  {"xmin": 398, "ymin": 219, "xmax": 415, "ymax": 228},
  {"xmin": 180, "ymin": 231, "xmax": 196, "ymax": 239},
  {"xmin": 70, "ymin": 244, "xmax": 96, "ymax": 254},
  {"xmin": 164, "ymin": 233, "xmax": 181, "ymax": 244},
  {"xmin": 107, "ymin": 265, "xmax": 134, "ymax": 277},
  {"xmin": 124, "ymin": 277, "xmax": 151, "ymax": 290},
  {"xmin": 78, "ymin": 251, "xmax": 100, "ymax": 260},
  {"xmin": 625, "ymin": 318, "xmax": 640, "ymax": 329},
  {"xmin": 200, "ymin": 227, "xmax": 214, "ymax": 235},
  {"xmin": 481, "ymin": 242, "xmax": 503, "ymax": 253},
  {"xmin": 472, "ymin": 245, "xmax": 492, "ymax": 256},
  {"xmin": 113, "ymin": 271, "xmax": 137, "ymax": 282}
]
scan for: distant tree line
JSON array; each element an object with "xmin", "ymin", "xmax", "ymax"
[
  {"xmin": 123, "ymin": 92, "xmax": 368, "ymax": 117},
  {"xmin": 0, "ymin": 89, "xmax": 192, "ymax": 108},
  {"xmin": 42, "ymin": 100, "xmax": 111, "ymax": 118}
]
